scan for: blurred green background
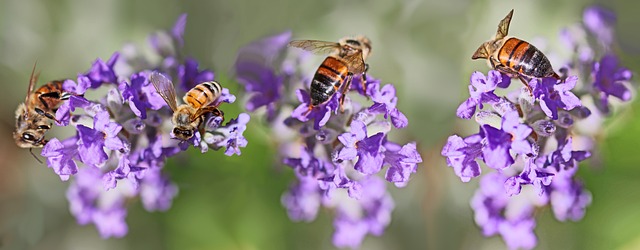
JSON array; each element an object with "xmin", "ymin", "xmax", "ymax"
[{"xmin": 1, "ymin": 0, "xmax": 639, "ymax": 249}]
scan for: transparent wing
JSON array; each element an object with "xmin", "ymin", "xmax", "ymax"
[
  {"xmin": 288, "ymin": 40, "xmax": 341, "ymax": 55},
  {"xmin": 149, "ymin": 71, "xmax": 178, "ymax": 111},
  {"xmin": 496, "ymin": 9, "xmax": 513, "ymax": 40},
  {"xmin": 343, "ymin": 51, "xmax": 366, "ymax": 74},
  {"xmin": 25, "ymin": 61, "xmax": 38, "ymax": 104}
]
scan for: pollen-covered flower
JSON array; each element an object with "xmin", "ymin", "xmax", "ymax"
[{"xmin": 235, "ymin": 32, "xmax": 422, "ymax": 248}]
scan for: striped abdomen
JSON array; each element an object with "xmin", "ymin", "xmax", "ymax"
[
  {"xmin": 183, "ymin": 81, "xmax": 222, "ymax": 109},
  {"xmin": 32, "ymin": 80, "xmax": 65, "ymax": 111},
  {"xmin": 497, "ymin": 37, "xmax": 555, "ymax": 78},
  {"xmin": 310, "ymin": 56, "xmax": 349, "ymax": 106}
]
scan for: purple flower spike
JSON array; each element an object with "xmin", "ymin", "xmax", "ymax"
[
  {"xmin": 282, "ymin": 174, "xmax": 322, "ymax": 222},
  {"xmin": 441, "ymin": 133, "xmax": 483, "ymax": 182},
  {"xmin": 62, "ymin": 75, "xmax": 91, "ymax": 95},
  {"xmin": 383, "ymin": 142, "xmax": 422, "ymax": 186},
  {"xmin": 41, "ymin": 137, "xmax": 79, "ymax": 181},
  {"xmin": 583, "ymin": 6, "xmax": 617, "ymax": 46},
  {"xmin": 85, "ymin": 52, "xmax": 120, "ymax": 88},
  {"xmin": 368, "ymin": 81, "xmax": 409, "ymax": 128},
  {"xmin": 67, "ymin": 167, "xmax": 129, "ymax": 238},
  {"xmin": 592, "ymin": 54, "xmax": 632, "ymax": 114},
  {"xmin": 234, "ymin": 31, "xmax": 292, "ymax": 120},
  {"xmin": 291, "ymin": 89, "xmax": 333, "ymax": 130},
  {"xmin": 238, "ymin": 62, "xmax": 283, "ymax": 116},
  {"xmin": 544, "ymin": 137, "xmax": 591, "ymax": 171},
  {"xmin": 550, "ymin": 167, "xmax": 592, "ymax": 222},
  {"xmin": 530, "ymin": 76, "xmax": 582, "ymax": 120},
  {"xmin": 171, "ymin": 14, "xmax": 187, "ymax": 47},
  {"xmin": 332, "ymin": 177, "xmax": 394, "ymax": 249},
  {"xmin": 77, "ymin": 106, "xmax": 129, "ymax": 166},
  {"xmin": 214, "ymin": 113, "xmax": 250, "ymax": 156},
  {"xmin": 499, "ymin": 219, "xmax": 537, "ymax": 250},
  {"xmin": 481, "ymin": 110, "xmax": 533, "ymax": 170},
  {"xmin": 457, "ymin": 71, "xmax": 505, "ymax": 119},
  {"xmin": 177, "ymin": 58, "xmax": 215, "ymax": 92},
  {"xmin": 445, "ymin": 7, "xmax": 634, "ymax": 249},
  {"xmin": 140, "ymin": 168, "xmax": 178, "ymax": 212},
  {"xmin": 93, "ymin": 208, "xmax": 129, "ymax": 238},
  {"xmin": 55, "ymin": 95, "xmax": 92, "ymax": 126},
  {"xmin": 119, "ymin": 72, "xmax": 166, "ymax": 119},
  {"xmin": 335, "ymin": 120, "xmax": 386, "ymax": 175}
]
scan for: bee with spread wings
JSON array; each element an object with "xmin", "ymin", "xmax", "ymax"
[
  {"xmin": 149, "ymin": 72, "xmax": 224, "ymax": 141},
  {"xmin": 288, "ymin": 36, "xmax": 372, "ymax": 114}
]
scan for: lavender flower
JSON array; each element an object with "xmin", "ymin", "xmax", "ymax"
[
  {"xmin": 441, "ymin": 133, "xmax": 483, "ymax": 182},
  {"xmin": 235, "ymin": 32, "xmax": 422, "ymax": 248},
  {"xmin": 456, "ymin": 70, "xmax": 510, "ymax": 119},
  {"xmin": 583, "ymin": 5, "xmax": 617, "ymax": 47},
  {"xmin": 445, "ymin": 6, "xmax": 634, "ymax": 249},
  {"xmin": 334, "ymin": 120, "xmax": 385, "ymax": 175},
  {"xmin": 592, "ymin": 54, "xmax": 632, "ymax": 114},
  {"xmin": 529, "ymin": 76, "xmax": 581, "ymax": 119},
  {"xmin": 38, "ymin": 14, "xmax": 248, "ymax": 238}
]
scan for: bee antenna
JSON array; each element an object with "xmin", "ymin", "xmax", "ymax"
[{"xmin": 29, "ymin": 148, "xmax": 44, "ymax": 164}]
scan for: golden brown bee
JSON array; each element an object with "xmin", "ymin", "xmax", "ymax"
[
  {"xmin": 149, "ymin": 72, "xmax": 225, "ymax": 141},
  {"xmin": 472, "ymin": 9, "xmax": 561, "ymax": 85},
  {"xmin": 14, "ymin": 64, "xmax": 69, "ymax": 151},
  {"xmin": 288, "ymin": 36, "xmax": 372, "ymax": 113}
]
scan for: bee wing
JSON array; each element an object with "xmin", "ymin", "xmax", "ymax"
[
  {"xmin": 496, "ymin": 9, "xmax": 514, "ymax": 40},
  {"xmin": 343, "ymin": 51, "xmax": 366, "ymax": 74},
  {"xmin": 25, "ymin": 61, "xmax": 39, "ymax": 104},
  {"xmin": 288, "ymin": 40, "xmax": 342, "ymax": 55},
  {"xmin": 149, "ymin": 71, "xmax": 178, "ymax": 112}
]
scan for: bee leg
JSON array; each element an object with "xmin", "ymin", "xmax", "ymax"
[
  {"xmin": 495, "ymin": 64, "xmax": 533, "ymax": 93},
  {"xmin": 339, "ymin": 75, "xmax": 354, "ymax": 113},
  {"xmin": 517, "ymin": 75, "xmax": 533, "ymax": 94},
  {"xmin": 194, "ymin": 106, "xmax": 226, "ymax": 129},
  {"xmin": 34, "ymin": 108, "xmax": 59, "ymax": 123},
  {"xmin": 38, "ymin": 91, "xmax": 62, "ymax": 110},
  {"xmin": 361, "ymin": 64, "xmax": 369, "ymax": 94}
]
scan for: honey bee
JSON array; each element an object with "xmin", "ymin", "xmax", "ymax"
[
  {"xmin": 288, "ymin": 36, "xmax": 372, "ymax": 113},
  {"xmin": 149, "ymin": 72, "xmax": 225, "ymax": 141},
  {"xmin": 472, "ymin": 9, "xmax": 561, "ymax": 85},
  {"xmin": 14, "ymin": 64, "xmax": 69, "ymax": 153}
]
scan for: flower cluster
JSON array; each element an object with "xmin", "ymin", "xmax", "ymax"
[
  {"xmin": 235, "ymin": 32, "xmax": 422, "ymax": 248},
  {"xmin": 41, "ymin": 14, "xmax": 249, "ymax": 238},
  {"xmin": 442, "ymin": 6, "xmax": 633, "ymax": 249}
]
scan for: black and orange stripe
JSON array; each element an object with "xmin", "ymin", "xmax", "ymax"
[
  {"xmin": 497, "ymin": 37, "xmax": 555, "ymax": 78},
  {"xmin": 184, "ymin": 81, "xmax": 222, "ymax": 109},
  {"xmin": 310, "ymin": 56, "xmax": 349, "ymax": 106},
  {"xmin": 32, "ymin": 80, "xmax": 65, "ymax": 111}
]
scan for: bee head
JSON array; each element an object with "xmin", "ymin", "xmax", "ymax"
[
  {"xmin": 341, "ymin": 36, "xmax": 372, "ymax": 60},
  {"xmin": 172, "ymin": 127, "xmax": 195, "ymax": 141},
  {"xmin": 14, "ymin": 129, "xmax": 45, "ymax": 148}
]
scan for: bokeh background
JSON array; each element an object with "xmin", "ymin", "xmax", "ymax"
[{"xmin": 1, "ymin": 0, "xmax": 639, "ymax": 249}]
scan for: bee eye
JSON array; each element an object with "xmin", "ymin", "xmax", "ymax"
[
  {"xmin": 345, "ymin": 39, "xmax": 361, "ymax": 46},
  {"xmin": 173, "ymin": 128, "xmax": 193, "ymax": 138},
  {"xmin": 22, "ymin": 133, "xmax": 36, "ymax": 142}
]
